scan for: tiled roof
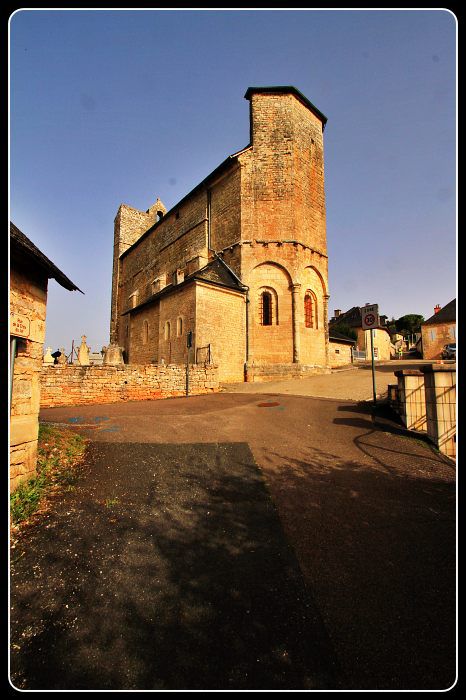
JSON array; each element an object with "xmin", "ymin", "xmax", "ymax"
[
  {"xmin": 10, "ymin": 222, "xmax": 82, "ymax": 293},
  {"xmin": 192, "ymin": 256, "xmax": 246, "ymax": 291},
  {"xmin": 329, "ymin": 330, "xmax": 356, "ymax": 344},
  {"xmin": 329, "ymin": 306, "xmax": 362, "ymax": 328},
  {"xmin": 422, "ymin": 299, "xmax": 456, "ymax": 325},
  {"xmin": 122, "ymin": 257, "xmax": 246, "ymax": 315}
]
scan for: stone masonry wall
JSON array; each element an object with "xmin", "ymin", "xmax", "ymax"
[
  {"xmin": 328, "ymin": 341, "xmax": 353, "ymax": 368},
  {"xmin": 40, "ymin": 364, "xmax": 219, "ymax": 408},
  {"xmin": 10, "ymin": 265, "xmax": 49, "ymax": 490},
  {"xmin": 195, "ymin": 282, "xmax": 246, "ymax": 383}
]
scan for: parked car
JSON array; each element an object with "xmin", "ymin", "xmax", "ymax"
[{"xmin": 441, "ymin": 343, "xmax": 456, "ymax": 360}]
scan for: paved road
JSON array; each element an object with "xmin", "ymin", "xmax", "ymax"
[
  {"xmin": 10, "ymin": 380, "xmax": 456, "ymax": 690},
  {"xmin": 221, "ymin": 360, "xmax": 440, "ymax": 402}
]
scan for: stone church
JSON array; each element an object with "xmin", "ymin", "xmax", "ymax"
[{"xmin": 110, "ymin": 86, "xmax": 329, "ymax": 383}]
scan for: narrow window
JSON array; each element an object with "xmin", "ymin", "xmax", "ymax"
[
  {"xmin": 304, "ymin": 293, "xmax": 313, "ymax": 328},
  {"xmin": 142, "ymin": 320, "xmax": 149, "ymax": 345},
  {"xmin": 430, "ymin": 329, "xmax": 436, "ymax": 341},
  {"xmin": 261, "ymin": 291, "xmax": 272, "ymax": 326},
  {"xmin": 304, "ymin": 290, "xmax": 318, "ymax": 328},
  {"xmin": 177, "ymin": 317, "xmax": 183, "ymax": 337},
  {"xmin": 165, "ymin": 321, "xmax": 171, "ymax": 341}
]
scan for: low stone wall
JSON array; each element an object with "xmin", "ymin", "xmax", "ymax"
[
  {"xmin": 245, "ymin": 362, "xmax": 330, "ymax": 383},
  {"xmin": 393, "ymin": 365, "xmax": 456, "ymax": 459},
  {"xmin": 40, "ymin": 363, "xmax": 219, "ymax": 408}
]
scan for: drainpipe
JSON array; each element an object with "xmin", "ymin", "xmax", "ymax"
[{"xmin": 10, "ymin": 337, "xmax": 17, "ymax": 414}]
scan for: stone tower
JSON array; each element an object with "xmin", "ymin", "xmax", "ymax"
[
  {"xmin": 231, "ymin": 87, "xmax": 329, "ymax": 371},
  {"xmin": 109, "ymin": 87, "xmax": 329, "ymax": 381}
]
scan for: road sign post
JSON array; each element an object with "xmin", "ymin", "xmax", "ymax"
[
  {"xmin": 186, "ymin": 331, "xmax": 193, "ymax": 396},
  {"xmin": 362, "ymin": 304, "xmax": 379, "ymax": 408},
  {"xmin": 370, "ymin": 328, "xmax": 377, "ymax": 407}
]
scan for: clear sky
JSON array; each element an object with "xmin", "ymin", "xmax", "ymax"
[{"xmin": 10, "ymin": 8, "xmax": 456, "ymax": 354}]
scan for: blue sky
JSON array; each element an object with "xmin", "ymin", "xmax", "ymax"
[{"xmin": 10, "ymin": 9, "xmax": 456, "ymax": 354}]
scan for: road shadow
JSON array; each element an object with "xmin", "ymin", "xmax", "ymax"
[
  {"xmin": 10, "ymin": 442, "xmax": 342, "ymax": 691},
  {"xmin": 260, "ymin": 429, "xmax": 456, "ymax": 690}
]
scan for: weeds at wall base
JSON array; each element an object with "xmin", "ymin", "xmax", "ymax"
[{"xmin": 10, "ymin": 424, "xmax": 87, "ymax": 526}]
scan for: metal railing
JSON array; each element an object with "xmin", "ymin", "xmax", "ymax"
[{"xmin": 351, "ymin": 348, "xmax": 367, "ymax": 362}]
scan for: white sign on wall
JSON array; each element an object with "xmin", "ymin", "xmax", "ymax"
[
  {"xmin": 11, "ymin": 313, "xmax": 30, "ymax": 338},
  {"xmin": 361, "ymin": 304, "xmax": 379, "ymax": 331}
]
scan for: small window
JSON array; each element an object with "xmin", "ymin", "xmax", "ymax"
[
  {"xmin": 430, "ymin": 329, "xmax": 436, "ymax": 341},
  {"xmin": 304, "ymin": 290, "xmax": 318, "ymax": 329},
  {"xmin": 261, "ymin": 291, "xmax": 272, "ymax": 326},
  {"xmin": 335, "ymin": 348, "xmax": 340, "ymax": 354},
  {"xmin": 164, "ymin": 321, "xmax": 171, "ymax": 341},
  {"xmin": 177, "ymin": 317, "xmax": 183, "ymax": 337},
  {"xmin": 156, "ymin": 211, "xmax": 164, "ymax": 221},
  {"xmin": 142, "ymin": 320, "xmax": 149, "ymax": 345}
]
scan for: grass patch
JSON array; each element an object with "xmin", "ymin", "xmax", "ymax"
[{"xmin": 10, "ymin": 424, "xmax": 87, "ymax": 525}]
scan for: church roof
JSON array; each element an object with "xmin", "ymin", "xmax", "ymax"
[
  {"xmin": 192, "ymin": 256, "xmax": 246, "ymax": 291},
  {"xmin": 122, "ymin": 257, "xmax": 246, "ymax": 316},
  {"xmin": 422, "ymin": 299, "xmax": 456, "ymax": 326},
  {"xmin": 10, "ymin": 222, "xmax": 83, "ymax": 293}
]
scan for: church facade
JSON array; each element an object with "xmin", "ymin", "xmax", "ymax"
[{"xmin": 110, "ymin": 86, "xmax": 330, "ymax": 382}]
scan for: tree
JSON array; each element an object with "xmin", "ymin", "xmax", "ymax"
[
  {"xmin": 331, "ymin": 322, "xmax": 357, "ymax": 341},
  {"xmin": 394, "ymin": 314, "xmax": 424, "ymax": 336}
]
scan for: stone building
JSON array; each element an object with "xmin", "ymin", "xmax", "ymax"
[
  {"xmin": 110, "ymin": 86, "xmax": 330, "ymax": 383},
  {"xmin": 10, "ymin": 222, "xmax": 81, "ymax": 489},
  {"xmin": 328, "ymin": 330, "xmax": 356, "ymax": 368},
  {"xmin": 420, "ymin": 299, "xmax": 456, "ymax": 360},
  {"xmin": 329, "ymin": 306, "xmax": 392, "ymax": 361}
]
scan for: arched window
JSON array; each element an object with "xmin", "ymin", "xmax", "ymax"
[
  {"xmin": 304, "ymin": 290, "xmax": 318, "ymax": 328},
  {"xmin": 258, "ymin": 288, "xmax": 279, "ymax": 326},
  {"xmin": 142, "ymin": 320, "xmax": 149, "ymax": 345},
  {"xmin": 164, "ymin": 321, "xmax": 171, "ymax": 341},
  {"xmin": 177, "ymin": 317, "xmax": 183, "ymax": 337},
  {"xmin": 261, "ymin": 291, "xmax": 272, "ymax": 326}
]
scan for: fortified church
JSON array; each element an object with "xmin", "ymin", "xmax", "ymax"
[{"xmin": 110, "ymin": 86, "xmax": 330, "ymax": 382}]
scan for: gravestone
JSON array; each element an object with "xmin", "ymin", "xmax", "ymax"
[{"xmin": 77, "ymin": 335, "xmax": 90, "ymax": 365}]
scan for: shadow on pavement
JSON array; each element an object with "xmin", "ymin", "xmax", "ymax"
[
  {"xmin": 10, "ymin": 442, "xmax": 342, "ymax": 691},
  {"xmin": 262, "ymin": 430, "xmax": 456, "ymax": 690}
]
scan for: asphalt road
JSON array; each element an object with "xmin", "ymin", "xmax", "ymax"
[{"xmin": 10, "ymin": 381, "xmax": 456, "ymax": 691}]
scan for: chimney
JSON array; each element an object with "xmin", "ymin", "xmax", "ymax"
[
  {"xmin": 434, "ymin": 304, "xmax": 441, "ymax": 314},
  {"xmin": 334, "ymin": 309, "xmax": 341, "ymax": 318}
]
